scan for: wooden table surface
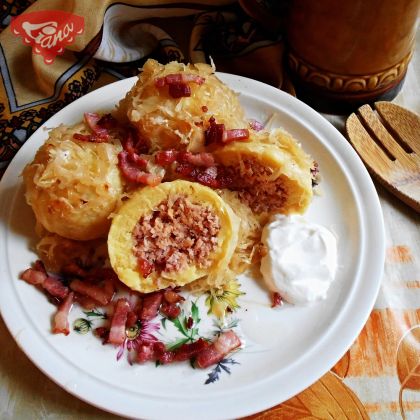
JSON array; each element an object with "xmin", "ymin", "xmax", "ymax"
[{"xmin": 1, "ymin": 26, "xmax": 419, "ymax": 420}]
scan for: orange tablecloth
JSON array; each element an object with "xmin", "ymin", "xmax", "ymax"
[{"xmin": 0, "ymin": 1, "xmax": 419, "ymax": 418}]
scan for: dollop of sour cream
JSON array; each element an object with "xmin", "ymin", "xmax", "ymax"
[{"xmin": 260, "ymin": 215, "xmax": 338, "ymax": 304}]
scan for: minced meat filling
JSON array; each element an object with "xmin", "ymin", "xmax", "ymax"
[
  {"xmin": 132, "ymin": 194, "xmax": 221, "ymax": 274},
  {"xmin": 222, "ymin": 158, "xmax": 287, "ymax": 214}
]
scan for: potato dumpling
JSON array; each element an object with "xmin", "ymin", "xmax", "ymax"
[
  {"xmin": 23, "ymin": 123, "xmax": 123, "ymax": 241},
  {"xmin": 116, "ymin": 59, "xmax": 248, "ymax": 152},
  {"xmin": 213, "ymin": 128, "xmax": 314, "ymax": 215},
  {"xmin": 108, "ymin": 180, "xmax": 240, "ymax": 293}
]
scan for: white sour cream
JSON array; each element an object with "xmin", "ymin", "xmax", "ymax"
[{"xmin": 260, "ymin": 215, "xmax": 338, "ymax": 304}]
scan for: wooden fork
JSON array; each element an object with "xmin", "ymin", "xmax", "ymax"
[{"xmin": 346, "ymin": 101, "xmax": 420, "ymax": 213}]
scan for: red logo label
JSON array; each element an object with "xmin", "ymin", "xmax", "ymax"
[{"xmin": 11, "ymin": 10, "xmax": 84, "ymax": 64}]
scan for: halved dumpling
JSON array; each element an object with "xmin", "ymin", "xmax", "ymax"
[
  {"xmin": 115, "ymin": 59, "xmax": 248, "ymax": 152},
  {"xmin": 213, "ymin": 128, "xmax": 313, "ymax": 215},
  {"xmin": 108, "ymin": 180, "xmax": 240, "ymax": 293}
]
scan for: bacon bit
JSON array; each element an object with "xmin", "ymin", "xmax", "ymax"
[
  {"xmin": 121, "ymin": 128, "xmax": 136, "ymax": 155},
  {"xmin": 155, "ymin": 150, "xmax": 215, "ymax": 167},
  {"xmin": 136, "ymin": 341, "xmax": 171, "ymax": 363},
  {"xmin": 73, "ymin": 133, "xmax": 109, "ymax": 143},
  {"xmin": 196, "ymin": 167, "xmax": 220, "ymax": 188},
  {"xmin": 118, "ymin": 151, "xmax": 162, "ymax": 186},
  {"xmin": 155, "ymin": 77, "xmax": 166, "ymax": 88},
  {"xmin": 154, "ymin": 73, "xmax": 205, "ymax": 99},
  {"xmin": 21, "ymin": 267, "xmax": 69, "ymax": 299},
  {"xmin": 215, "ymin": 166, "xmax": 234, "ymax": 189},
  {"xmin": 72, "ymin": 112, "xmax": 112, "ymax": 143},
  {"xmin": 173, "ymin": 338, "xmax": 209, "ymax": 362},
  {"xmin": 137, "ymin": 342, "xmax": 156, "ymax": 363},
  {"xmin": 62, "ymin": 262, "xmax": 88, "ymax": 278},
  {"xmin": 138, "ymin": 257, "xmax": 153, "ymax": 278},
  {"xmin": 97, "ymin": 113, "xmax": 118, "ymax": 129},
  {"xmin": 84, "ymin": 112, "xmax": 109, "ymax": 138},
  {"xmin": 205, "ymin": 123, "xmax": 225, "ymax": 145},
  {"xmin": 136, "ymin": 338, "xmax": 212, "ymax": 365},
  {"xmin": 155, "ymin": 150, "xmax": 179, "ymax": 165},
  {"xmin": 33, "ymin": 260, "xmax": 46, "ymax": 273},
  {"xmin": 160, "ymin": 301, "xmax": 181, "ymax": 319},
  {"xmin": 127, "ymin": 152, "xmax": 148, "ymax": 169},
  {"xmin": 153, "ymin": 341, "xmax": 174, "ymax": 364},
  {"xmin": 175, "ymin": 162, "xmax": 220, "ymax": 189},
  {"xmin": 43, "ymin": 277, "xmax": 69, "ymax": 300},
  {"xmin": 168, "ymin": 83, "xmax": 191, "ymax": 98},
  {"xmin": 155, "ymin": 73, "xmax": 205, "ymax": 87},
  {"xmin": 69, "ymin": 280, "xmax": 112, "ymax": 306},
  {"xmin": 175, "ymin": 162, "xmax": 195, "ymax": 177},
  {"xmin": 169, "ymin": 73, "xmax": 205, "ymax": 85},
  {"xmin": 21, "ymin": 268, "xmax": 46, "ymax": 285},
  {"xmin": 180, "ymin": 152, "xmax": 215, "ymax": 167},
  {"xmin": 222, "ymin": 129, "xmax": 249, "ymax": 144},
  {"xmin": 126, "ymin": 310, "xmax": 138, "ymax": 328},
  {"xmin": 249, "ymin": 119, "xmax": 264, "ymax": 131},
  {"xmin": 140, "ymin": 292, "xmax": 163, "ymax": 321},
  {"xmin": 162, "ymin": 74, "xmax": 184, "ymax": 84},
  {"xmin": 271, "ymin": 292, "xmax": 283, "ymax": 308},
  {"xmin": 94, "ymin": 327, "xmax": 109, "ymax": 343},
  {"xmin": 52, "ymin": 292, "xmax": 74, "ymax": 335},
  {"xmin": 163, "ymin": 289, "xmax": 184, "ymax": 304},
  {"xmin": 195, "ymin": 330, "xmax": 241, "ymax": 368},
  {"xmin": 121, "ymin": 127, "xmax": 150, "ymax": 155},
  {"xmin": 202, "ymin": 105, "xmax": 208, "ymax": 112},
  {"xmin": 108, "ymin": 298, "xmax": 130, "ymax": 345},
  {"xmin": 205, "ymin": 117, "xmax": 250, "ymax": 145},
  {"xmin": 158, "ymin": 349, "xmax": 175, "ymax": 364}
]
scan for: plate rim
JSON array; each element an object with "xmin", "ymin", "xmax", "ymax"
[{"xmin": 0, "ymin": 74, "xmax": 385, "ymax": 419}]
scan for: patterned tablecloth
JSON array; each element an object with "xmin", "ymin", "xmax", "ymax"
[{"xmin": 0, "ymin": 1, "xmax": 419, "ymax": 419}]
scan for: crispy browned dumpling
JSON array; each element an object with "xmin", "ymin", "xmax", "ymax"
[
  {"xmin": 23, "ymin": 123, "xmax": 123, "ymax": 241},
  {"xmin": 116, "ymin": 59, "xmax": 248, "ymax": 152}
]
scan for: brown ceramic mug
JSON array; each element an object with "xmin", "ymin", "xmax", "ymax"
[{"xmin": 285, "ymin": 0, "xmax": 420, "ymax": 112}]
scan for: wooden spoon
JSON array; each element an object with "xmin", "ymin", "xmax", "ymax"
[{"xmin": 346, "ymin": 101, "xmax": 420, "ymax": 212}]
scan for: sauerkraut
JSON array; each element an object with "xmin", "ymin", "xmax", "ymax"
[{"xmin": 36, "ymin": 229, "xmax": 108, "ymax": 273}]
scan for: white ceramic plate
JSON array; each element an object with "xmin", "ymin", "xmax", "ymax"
[{"xmin": 0, "ymin": 75, "xmax": 385, "ymax": 419}]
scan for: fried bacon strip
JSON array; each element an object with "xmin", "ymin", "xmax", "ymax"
[
  {"xmin": 108, "ymin": 298, "xmax": 131, "ymax": 345},
  {"xmin": 205, "ymin": 117, "xmax": 249, "ymax": 145},
  {"xmin": 73, "ymin": 112, "xmax": 111, "ymax": 143},
  {"xmin": 155, "ymin": 73, "xmax": 205, "ymax": 98},
  {"xmin": 118, "ymin": 151, "xmax": 162, "ymax": 186},
  {"xmin": 20, "ymin": 265, "xmax": 69, "ymax": 300},
  {"xmin": 69, "ymin": 278, "xmax": 115, "ymax": 306},
  {"xmin": 195, "ymin": 330, "xmax": 241, "ymax": 368},
  {"xmin": 173, "ymin": 338, "xmax": 209, "ymax": 362},
  {"xmin": 155, "ymin": 73, "xmax": 205, "ymax": 87},
  {"xmin": 52, "ymin": 292, "xmax": 74, "ymax": 335},
  {"xmin": 155, "ymin": 150, "xmax": 215, "ymax": 167},
  {"xmin": 140, "ymin": 292, "xmax": 163, "ymax": 320},
  {"xmin": 121, "ymin": 127, "xmax": 150, "ymax": 155}
]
